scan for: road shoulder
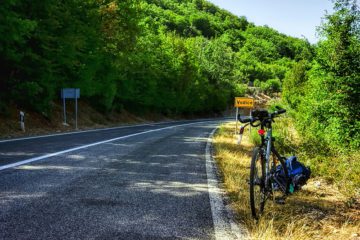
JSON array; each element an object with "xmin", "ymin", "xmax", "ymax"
[{"xmin": 206, "ymin": 128, "xmax": 249, "ymax": 240}]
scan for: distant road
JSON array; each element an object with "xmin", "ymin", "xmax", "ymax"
[{"xmin": 0, "ymin": 120, "xmax": 245, "ymax": 239}]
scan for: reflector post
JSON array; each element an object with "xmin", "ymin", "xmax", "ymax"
[{"xmin": 258, "ymin": 129, "xmax": 266, "ymax": 135}]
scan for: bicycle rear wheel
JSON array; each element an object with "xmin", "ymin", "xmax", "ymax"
[{"xmin": 249, "ymin": 147, "xmax": 266, "ymax": 219}]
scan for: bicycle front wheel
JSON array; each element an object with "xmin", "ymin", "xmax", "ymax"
[{"xmin": 249, "ymin": 147, "xmax": 266, "ymax": 219}]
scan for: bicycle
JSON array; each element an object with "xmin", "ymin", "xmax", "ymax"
[{"xmin": 238, "ymin": 107, "xmax": 292, "ymax": 219}]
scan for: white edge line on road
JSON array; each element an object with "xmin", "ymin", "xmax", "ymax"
[
  {"xmin": 0, "ymin": 123, "xmax": 154, "ymax": 143},
  {"xmin": 0, "ymin": 121, "xmax": 207, "ymax": 171},
  {"xmin": 0, "ymin": 118, "xmax": 232, "ymax": 144},
  {"xmin": 205, "ymin": 128, "xmax": 249, "ymax": 240},
  {"xmin": 0, "ymin": 120, "xmax": 190, "ymax": 144},
  {"xmin": 0, "ymin": 118, "xmax": 227, "ymax": 144}
]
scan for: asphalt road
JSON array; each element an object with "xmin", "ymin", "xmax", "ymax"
[{"xmin": 0, "ymin": 120, "xmax": 245, "ymax": 239}]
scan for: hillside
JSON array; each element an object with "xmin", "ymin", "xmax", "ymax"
[
  {"xmin": 0, "ymin": 0, "xmax": 311, "ymax": 119},
  {"xmin": 1, "ymin": 0, "xmax": 358, "ymax": 148}
]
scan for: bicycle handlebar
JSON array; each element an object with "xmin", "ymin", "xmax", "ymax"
[
  {"xmin": 238, "ymin": 116, "xmax": 252, "ymax": 123},
  {"xmin": 238, "ymin": 108, "xmax": 286, "ymax": 125}
]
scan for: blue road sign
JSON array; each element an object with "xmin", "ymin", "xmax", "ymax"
[{"xmin": 61, "ymin": 88, "xmax": 80, "ymax": 99}]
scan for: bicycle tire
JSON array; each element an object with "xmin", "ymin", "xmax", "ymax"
[{"xmin": 249, "ymin": 147, "xmax": 266, "ymax": 219}]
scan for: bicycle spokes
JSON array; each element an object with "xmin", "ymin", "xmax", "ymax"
[{"xmin": 250, "ymin": 147, "xmax": 266, "ymax": 219}]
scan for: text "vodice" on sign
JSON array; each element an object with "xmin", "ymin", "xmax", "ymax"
[{"xmin": 234, "ymin": 97, "xmax": 254, "ymax": 108}]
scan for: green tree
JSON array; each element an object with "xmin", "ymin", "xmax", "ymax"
[
  {"xmin": 0, "ymin": 0, "xmax": 37, "ymax": 113},
  {"xmin": 298, "ymin": 0, "xmax": 360, "ymax": 149},
  {"xmin": 282, "ymin": 60, "xmax": 310, "ymax": 109}
]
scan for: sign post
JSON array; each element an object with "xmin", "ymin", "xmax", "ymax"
[
  {"xmin": 63, "ymin": 97, "xmax": 67, "ymax": 125},
  {"xmin": 234, "ymin": 97, "xmax": 254, "ymax": 144},
  {"xmin": 61, "ymin": 88, "xmax": 80, "ymax": 130}
]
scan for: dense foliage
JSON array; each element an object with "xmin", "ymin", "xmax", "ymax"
[
  {"xmin": 283, "ymin": 0, "xmax": 360, "ymax": 151},
  {"xmin": 0, "ymin": 0, "xmax": 140, "ymax": 115},
  {"xmin": 0, "ymin": 0, "xmax": 311, "ymax": 117}
]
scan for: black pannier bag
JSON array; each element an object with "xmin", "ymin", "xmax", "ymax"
[{"xmin": 274, "ymin": 156, "xmax": 311, "ymax": 192}]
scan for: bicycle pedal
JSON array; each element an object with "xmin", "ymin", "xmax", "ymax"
[{"xmin": 275, "ymin": 197, "xmax": 286, "ymax": 205}]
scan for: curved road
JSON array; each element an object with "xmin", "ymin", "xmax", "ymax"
[{"xmin": 0, "ymin": 120, "xmax": 245, "ymax": 239}]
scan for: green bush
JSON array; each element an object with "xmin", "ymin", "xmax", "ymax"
[
  {"xmin": 260, "ymin": 78, "xmax": 281, "ymax": 94},
  {"xmin": 233, "ymin": 84, "xmax": 247, "ymax": 96},
  {"xmin": 253, "ymin": 79, "xmax": 261, "ymax": 87}
]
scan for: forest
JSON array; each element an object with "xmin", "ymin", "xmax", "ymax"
[{"xmin": 0, "ymin": 0, "xmax": 359, "ymax": 152}]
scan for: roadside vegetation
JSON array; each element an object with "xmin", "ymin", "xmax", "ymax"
[
  {"xmin": 214, "ymin": 1, "xmax": 360, "ymax": 236},
  {"xmin": 212, "ymin": 1, "xmax": 360, "ymax": 237},
  {"xmin": 213, "ymin": 120, "xmax": 360, "ymax": 239}
]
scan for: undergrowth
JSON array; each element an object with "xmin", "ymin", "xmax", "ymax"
[{"xmin": 213, "ymin": 121, "xmax": 360, "ymax": 240}]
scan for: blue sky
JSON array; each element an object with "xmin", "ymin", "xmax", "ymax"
[{"xmin": 207, "ymin": 0, "xmax": 334, "ymax": 43}]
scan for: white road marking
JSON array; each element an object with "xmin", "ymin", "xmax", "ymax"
[
  {"xmin": 1, "ymin": 119, "xmax": 247, "ymax": 238},
  {"xmin": 0, "ymin": 119, "xmax": 224, "ymax": 144},
  {"xmin": 0, "ymin": 122, "xmax": 205, "ymax": 171},
  {"xmin": 0, "ymin": 122, "xmax": 171, "ymax": 144},
  {"xmin": 205, "ymin": 128, "xmax": 249, "ymax": 240}
]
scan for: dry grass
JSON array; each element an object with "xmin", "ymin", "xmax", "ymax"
[{"xmin": 213, "ymin": 122, "xmax": 360, "ymax": 240}]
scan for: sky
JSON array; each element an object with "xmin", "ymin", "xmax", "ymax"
[{"xmin": 206, "ymin": 0, "xmax": 334, "ymax": 43}]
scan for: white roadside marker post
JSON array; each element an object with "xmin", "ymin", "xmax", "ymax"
[{"xmin": 19, "ymin": 111, "xmax": 25, "ymax": 132}]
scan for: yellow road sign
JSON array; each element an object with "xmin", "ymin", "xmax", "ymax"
[{"xmin": 234, "ymin": 97, "xmax": 254, "ymax": 108}]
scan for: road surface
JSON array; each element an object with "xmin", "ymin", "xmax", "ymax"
[{"xmin": 0, "ymin": 120, "xmax": 246, "ymax": 239}]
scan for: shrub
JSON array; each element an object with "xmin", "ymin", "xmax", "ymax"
[{"xmin": 260, "ymin": 78, "xmax": 281, "ymax": 94}]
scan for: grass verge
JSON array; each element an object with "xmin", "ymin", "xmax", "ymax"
[{"xmin": 213, "ymin": 121, "xmax": 360, "ymax": 240}]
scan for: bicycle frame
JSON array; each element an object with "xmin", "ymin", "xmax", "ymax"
[
  {"xmin": 265, "ymin": 128, "xmax": 273, "ymax": 190},
  {"xmin": 239, "ymin": 107, "xmax": 289, "ymax": 219},
  {"xmin": 259, "ymin": 120, "xmax": 289, "ymax": 194}
]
